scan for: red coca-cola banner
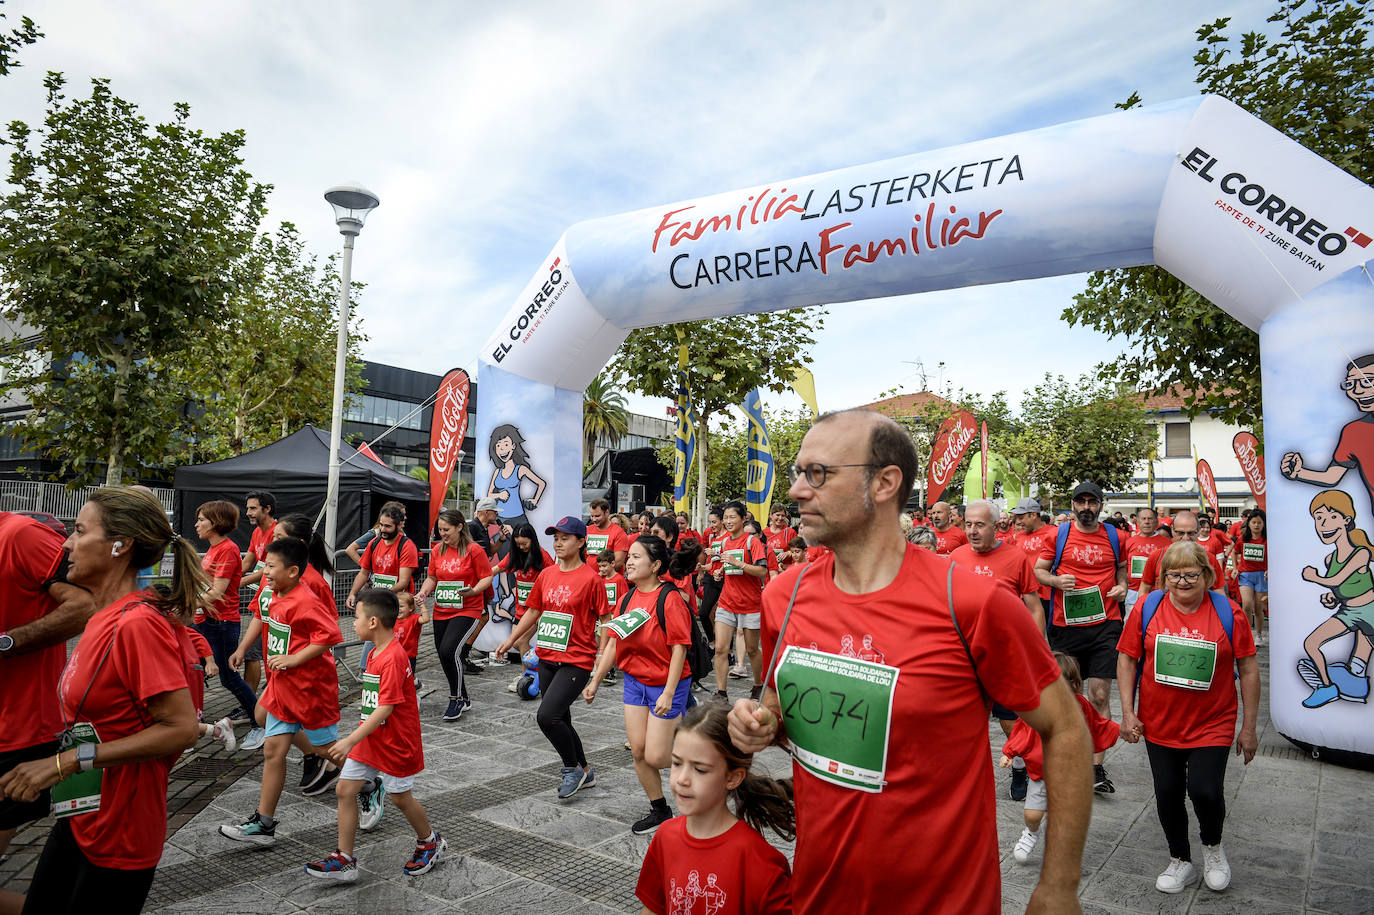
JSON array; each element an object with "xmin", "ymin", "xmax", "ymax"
[
  {"xmin": 928, "ymin": 410, "xmax": 977, "ymax": 505},
  {"xmin": 428, "ymin": 368, "xmax": 471, "ymax": 531},
  {"xmin": 1196, "ymin": 458, "xmax": 1219, "ymax": 517},
  {"xmin": 980, "ymin": 421, "xmax": 989, "ymax": 499},
  {"xmin": 1231, "ymin": 431, "xmax": 1266, "ymax": 511}
]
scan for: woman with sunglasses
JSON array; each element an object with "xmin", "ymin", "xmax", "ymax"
[{"xmin": 1116, "ymin": 541, "xmax": 1259, "ymax": 896}]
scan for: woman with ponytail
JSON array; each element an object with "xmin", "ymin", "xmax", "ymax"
[
  {"xmin": 635, "ymin": 704, "xmax": 793, "ymax": 915},
  {"xmin": 0, "ymin": 487, "xmax": 202, "ymax": 912}
]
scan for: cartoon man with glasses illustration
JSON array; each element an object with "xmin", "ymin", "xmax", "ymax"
[{"xmin": 1283, "ymin": 354, "xmax": 1374, "ymax": 515}]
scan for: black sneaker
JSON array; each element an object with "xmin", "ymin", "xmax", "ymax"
[
  {"xmin": 1010, "ymin": 766, "xmax": 1029, "ymax": 801},
  {"xmin": 602, "ymin": 670, "xmax": 618, "ymax": 685},
  {"xmin": 443, "ymin": 698, "xmax": 463, "ymax": 721},
  {"xmin": 714, "ymin": 690, "xmax": 728, "ymax": 702},
  {"xmin": 1093, "ymin": 764, "xmax": 1115, "ymax": 794},
  {"xmin": 749, "ymin": 684, "xmax": 762, "ymax": 701},
  {"xmin": 631, "ymin": 806, "xmax": 673, "ymax": 836},
  {"xmin": 462, "ymin": 658, "xmax": 484, "ymax": 675},
  {"xmin": 300, "ymin": 753, "xmax": 323, "ymax": 789},
  {"xmin": 226, "ymin": 705, "xmax": 253, "ymax": 725},
  {"xmin": 303, "ymin": 762, "xmax": 341, "ymax": 797}
]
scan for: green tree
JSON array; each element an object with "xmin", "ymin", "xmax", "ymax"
[
  {"xmin": 610, "ymin": 309, "xmax": 823, "ymax": 529},
  {"xmin": 0, "ymin": 0, "xmax": 40, "ymax": 76},
  {"xmin": 661, "ymin": 408, "xmax": 814, "ymax": 511},
  {"xmin": 583, "ymin": 372, "xmax": 630, "ymax": 465},
  {"xmin": 0, "ymin": 74, "xmax": 268, "ymax": 484},
  {"xmin": 1062, "ymin": 0, "xmax": 1373, "ymax": 427}
]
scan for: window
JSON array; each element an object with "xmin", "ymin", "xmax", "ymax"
[
  {"xmin": 345, "ymin": 394, "xmax": 425, "ymax": 431},
  {"xmin": 1164, "ymin": 422, "xmax": 1191, "ymax": 458}
]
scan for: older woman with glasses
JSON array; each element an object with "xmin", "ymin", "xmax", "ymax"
[{"xmin": 1116, "ymin": 541, "xmax": 1259, "ymax": 896}]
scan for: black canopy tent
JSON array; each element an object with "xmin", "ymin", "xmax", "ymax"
[{"xmin": 173, "ymin": 425, "xmax": 429, "ymax": 552}]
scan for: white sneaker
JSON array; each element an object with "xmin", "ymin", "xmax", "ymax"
[
  {"xmin": 487, "ymin": 652, "xmax": 509, "ymax": 667},
  {"xmin": 1156, "ymin": 857, "xmax": 1198, "ymax": 893},
  {"xmin": 1012, "ymin": 827, "xmax": 1039, "ymax": 863},
  {"xmin": 211, "ymin": 717, "xmax": 237, "ymax": 752},
  {"xmin": 1202, "ymin": 843, "xmax": 1231, "ymax": 891},
  {"xmin": 241, "ymin": 726, "xmax": 267, "ymax": 752}
]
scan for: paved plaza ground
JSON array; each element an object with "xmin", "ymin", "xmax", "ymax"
[{"xmin": 1, "ymin": 639, "xmax": 1369, "ymax": 913}]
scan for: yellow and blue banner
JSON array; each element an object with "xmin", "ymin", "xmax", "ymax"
[
  {"xmin": 673, "ymin": 370, "xmax": 698, "ymax": 513},
  {"xmin": 743, "ymin": 387, "xmax": 774, "ymax": 523}
]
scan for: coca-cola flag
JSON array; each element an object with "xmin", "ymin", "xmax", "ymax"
[
  {"xmin": 927, "ymin": 411, "xmax": 977, "ymax": 506},
  {"xmin": 980, "ymin": 421, "xmax": 989, "ymax": 499},
  {"xmin": 428, "ymin": 368, "xmax": 471, "ymax": 532},
  {"xmin": 1196, "ymin": 457, "xmax": 1219, "ymax": 517},
  {"xmin": 1231, "ymin": 431, "xmax": 1266, "ymax": 510}
]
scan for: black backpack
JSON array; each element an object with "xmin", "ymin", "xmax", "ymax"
[{"xmin": 617, "ymin": 582, "xmax": 714, "ymax": 687}]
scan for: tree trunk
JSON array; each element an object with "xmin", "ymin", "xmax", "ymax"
[
  {"xmin": 232, "ymin": 391, "xmax": 248, "ymax": 453},
  {"xmin": 105, "ymin": 349, "xmax": 132, "ymax": 485},
  {"xmin": 695, "ymin": 412, "xmax": 710, "ymax": 531}
]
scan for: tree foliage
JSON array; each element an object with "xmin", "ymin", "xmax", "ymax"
[
  {"xmin": 0, "ymin": 74, "xmax": 268, "ymax": 484},
  {"xmin": 1062, "ymin": 0, "xmax": 1373, "ymax": 427},
  {"xmin": 658, "ymin": 408, "xmax": 814, "ymax": 511},
  {"xmin": 0, "ymin": 0, "xmax": 40, "ymax": 77}
]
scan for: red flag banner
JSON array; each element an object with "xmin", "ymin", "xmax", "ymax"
[
  {"xmin": 428, "ymin": 368, "xmax": 471, "ymax": 531},
  {"xmin": 980, "ymin": 421, "xmax": 989, "ymax": 499},
  {"xmin": 356, "ymin": 441, "xmax": 387, "ymax": 466},
  {"xmin": 928, "ymin": 410, "xmax": 977, "ymax": 506},
  {"xmin": 1196, "ymin": 457, "xmax": 1219, "ymax": 517},
  {"xmin": 1231, "ymin": 431, "xmax": 1266, "ymax": 511}
]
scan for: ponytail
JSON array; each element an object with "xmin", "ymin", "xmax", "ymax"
[
  {"xmin": 160, "ymin": 536, "xmax": 210, "ymax": 620},
  {"xmin": 733, "ymin": 772, "xmax": 796, "ymax": 842},
  {"xmin": 668, "ymin": 541, "xmax": 702, "ymax": 580}
]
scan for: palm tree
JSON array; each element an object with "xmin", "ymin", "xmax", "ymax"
[
  {"xmin": 408, "ymin": 465, "xmax": 459, "ymax": 501},
  {"xmin": 583, "ymin": 373, "xmax": 630, "ymax": 465}
]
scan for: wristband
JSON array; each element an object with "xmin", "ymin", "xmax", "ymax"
[{"xmin": 56, "ymin": 753, "xmax": 63, "ymax": 779}]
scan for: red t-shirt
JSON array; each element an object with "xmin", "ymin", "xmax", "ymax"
[
  {"xmin": 496, "ymin": 549, "xmax": 555, "ymax": 619},
  {"xmin": 1038, "ymin": 524, "xmax": 1124, "ymax": 627},
  {"xmin": 302, "ymin": 564, "xmax": 334, "ymax": 612},
  {"xmin": 667, "ymin": 572, "xmax": 699, "ymax": 614},
  {"xmin": 607, "ymin": 585, "xmax": 693, "ymax": 686},
  {"xmin": 636, "ymin": 817, "xmax": 792, "ymax": 915},
  {"xmin": 1332, "ymin": 415, "xmax": 1374, "ymax": 513},
  {"xmin": 931, "ymin": 524, "xmax": 968, "ymax": 555},
  {"xmin": 804, "ymin": 544, "xmax": 830, "ymax": 564},
  {"xmin": 705, "ymin": 530, "xmax": 727, "ymax": 574},
  {"xmin": 765, "ymin": 526, "xmax": 796, "ymax": 566},
  {"xmin": 393, "ymin": 614, "xmax": 422, "ymax": 659},
  {"xmin": 179, "ymin": 626, "xmax": 212, "ymax": 715},
  {"xmin": 1116, "ymin": 591, "xmax": 1256, "ymax": 748},
  {"xmin": 525, "ymin": 562, "xmax": 609, "ymax": 669},
  {"xmin": 1140, "ymin": 550, "xmax": 1227, "ymax": 594},
  {"xmin": 677, "ymin": 528, "xmax": 704, "ymax": 548},
  {"xmin": 1196, "ymin": 531, "xmax": 1229, "ymax": 559},
  {"xmin": 361, "ymin": 535, "xmax": 420, "ymax": 594},
  {"xmin": 601, "ymin": 571, "xmax": 630, "ymax": 612},
  {"xmin": 0, "ymin": 512, "xmax": 66, "ymax": 752},
  {"xmin": 586, "ymin": 523, "xmax": 629, "ymax": 558},
  {"xmin": 948, "ymin": 542, "xmax": 1038, "ymax": 598},
  {"xmin": 761, "ymin": 546, "xmax": 1059, "ymax": 915},
  {"xmin": 1124, "ymin": 532, "xmax": 1172, "ymax": 590},
  {"xmin": 1236, "ymin": 536, "xmax": 1268, "ymax": 573},
  {"xmin": 200, "ymin": 538, "xmax": 242, "ymax": 622},
  {"xmin": 1002, "ymin": 693, "xmax": 1120, "ymax": 780},
  {"xmin": 349, "ymin": 637, "xmax": 423, "ymax": 777},
  {"xmin": 1012, "ymin": 525, "xmax": 1056, "ymax": 600},
  {"xmin": 248, "ymin": 521, "xmax": 276, "ymax": 563},
  {"xmin": 427, "ymin": 542, "xmax": 492, "ymax": 619},
  {"xmin": 717, "ymin": 532, "xmax": 768, "ymax": 613},
  {"xmin": 257, "ymin": 583, "xmax": 343, "ymax": 730},
  {"xmin": 58, "ymin": 597, "xmax": 188, "ymax": 869}
]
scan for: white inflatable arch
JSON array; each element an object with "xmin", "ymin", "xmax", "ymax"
[{"xmin": 477, "ymin": 96, "xmax": 1374, "ymax": 760}]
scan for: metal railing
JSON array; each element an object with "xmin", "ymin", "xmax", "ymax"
[{"xmin": 0, "ymin": 480, "xmax": 174, "ymax": 522}]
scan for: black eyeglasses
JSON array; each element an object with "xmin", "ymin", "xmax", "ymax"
[
  {"xmin": 788, "ymin": 462, "xmax": 884, "ymax": 488},
  {"xmin": 1164, "ymin": 571, "xmax": 1203, "ymax": 584}
]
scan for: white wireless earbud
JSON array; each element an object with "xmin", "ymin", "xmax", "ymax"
[{"xmin": 111, "ymin": 540, "xmax": 124, "ymax": 557}]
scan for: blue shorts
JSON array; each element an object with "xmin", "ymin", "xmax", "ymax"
[
  {"xmin": 1238, "ymin": 570, "xmax": 1268, "ymax": 593},
  {"xmin": 263, "ymin": 711, "xmax": 339, "ymax": 746},
  {"xmin": 622, "ymin": 672, "xmax": 693, "ymax": 719},
  {"xmin": 991, "ymin": 701, "xmax": 1019, "ymax": 722}
]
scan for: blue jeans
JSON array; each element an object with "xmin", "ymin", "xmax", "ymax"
[{"xmin": 194, "ymin": 618, "xmax": 258, "ymax": 714}]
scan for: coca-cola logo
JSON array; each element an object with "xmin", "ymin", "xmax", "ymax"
[
  {"xmin": 932, "ymin": 421, "xmax": 976, "ymax": 486},
  {"xmin": 1233, "ymin": 436, "xmax": 1266, "ymax": 495},
  {"xmin": 430, "ymin": 381, "xmax": 468, "ymax": 475}
]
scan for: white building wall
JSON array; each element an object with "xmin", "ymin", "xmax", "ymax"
[{"xmin": 1108, "ymin": 410, "xmax": 1260, "ymax": 520}]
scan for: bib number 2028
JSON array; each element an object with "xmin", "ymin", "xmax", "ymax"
[{"xmin": 774, "ymin": 647, "xmax": 899, "ymax": 793}]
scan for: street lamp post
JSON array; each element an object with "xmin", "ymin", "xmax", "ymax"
[{"xmin": 323, "ymin": 185, "xmax": 380, "ymax": 578}]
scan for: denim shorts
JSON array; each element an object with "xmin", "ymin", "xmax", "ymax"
[
  {"xmin": 622, "ymin": 672, "xmax": 693, "ymax": 719},
  {"xmin": 263, "ymin": 711, "xmax": 338, "ymax": 746},
  {"xmin": 1238, "ymin": 570, "xmax": 1268, "ymax": 593}
]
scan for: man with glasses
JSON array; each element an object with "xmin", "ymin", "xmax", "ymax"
[
  {"xmin": 1124, "ymin": 507, "xmax": 1170, "ymax": 616},
  {"xmin": 1136, "ymin": 511, "xmax": 1225, "ymax": 604},
  {"xmin": 728, "ymin": 410, "xmax": 1091, "ymax": 915},
  {"xmin": 1035, "ymin": 480, "xmax": 1128, "ymax": 794},
  {"xmin": 1282, "ymin": 353, "xmax": 1374, "ymax": 515}
]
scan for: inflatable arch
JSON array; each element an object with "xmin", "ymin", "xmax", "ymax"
[
  {"xmin": 477, "ymin": 96, "xmax": 1374, "ymax": 760},
  {"xmin": 961, "ymin": 451, "xmax": 1029, "ymax": 509}
]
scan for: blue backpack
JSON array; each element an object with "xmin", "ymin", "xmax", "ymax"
[
  {"xmin": 1136, "ymin": 589, "xmax": 1237, "ymax": 682},
  {"xmin": 1048, "ymin": 521, "xmax": 1120, "ymax": 574}
]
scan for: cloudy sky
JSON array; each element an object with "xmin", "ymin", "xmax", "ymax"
[{"xmin": 0, "ymin": 0, "xmax": 1275, "ymax": 420}]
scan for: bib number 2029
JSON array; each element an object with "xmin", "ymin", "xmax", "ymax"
[{"xmin": 775, "ymin": 647, "xmax": 899, "ymax": 793}]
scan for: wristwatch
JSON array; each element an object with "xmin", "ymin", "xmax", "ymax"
[
  {"xmin": 77, "ymin": 742, "xmax": 97, "ymax": 772},
  {"xmin": 0, "ymin": 632, "xmax": 13, "ymax": 654}
]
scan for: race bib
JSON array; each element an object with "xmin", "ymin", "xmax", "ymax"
[
  {"xmin": 534, "ymin": 611, "xmax": 575, "ymax": 652},
  {"xmin": 1130, "ymin": 556, "xmax": 1147, "ymax": 578},
  {"xmin": 774, "ymin": 547, "xmax": 785, "ymax": 564},
  {"xmin": 51, "ymin": 723, "xmax": 102, "ymax": 818},
  {"xmin": 265, "ymin": 616, "xmax": 292, "ymax": 659},
  {"xmin": 1242, "ymin": 543, "xmax": 1265, "ymax": 563},
  {"xmin": 604, "ymin": 607, "xmax": 652, "ymax": 640},
  {"xmin": 709, "ymin": 542, "xmax": 722, "ymax": 559},
  {"xmin": 604, "ymin": 581, "xmax": 619, "ymax": 605},
  {"xmin": 1153, "ymin": 634, "xmax": 1218, "ymax": 690},
  {"xmin": 248, "ymin": 559, "xmax": 266, "ymax": 592},
  {"xmin": 371, "ymin": 573, "xmax": 398, "ymax": 590},
  {"xmin": 434, "ymin": 580, "xmax": 466, "ymax": 609},
  {"xmin": 775, "ymin": 647, "xmax": 899, "ymax": 793},
  {"xmin": 1063, "ymin": 586, "xmax": 1107, "ymax": 626},
  {"xmin": 257, "ymin": 587, "xmax": 273, "ymax": 620},
  {"xmin": 587, "ymin": 533, "xmax": 610, "ymax": 554},
  {"xmin": 723, "ymin": 549, "xmax": 746, "ymax": 575},
  {"xmin": 516, "ymin": 580, "xmax": 534, "ymax": 605},
  {"xmin": 360, "ymin": 672, "xmax": 381, "ymax": 720}
]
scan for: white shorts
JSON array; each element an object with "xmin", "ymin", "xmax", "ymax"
[
  {"xmin": 341, "ymin": 757, "xmax": 416, "ymax": 794},
  {"xmin": 714, "ymin": 609, "xmax": 761, "ymax": 630},
  {"xmin": 1025, "ymin": 776, "xmax": 1048, "ymax": 812}
]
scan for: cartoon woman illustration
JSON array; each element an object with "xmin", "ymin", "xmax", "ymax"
[
  {"xmin": 485, "ymin": 423, "xmax": 546, "ymax": 530},
  {"xmin": 1297, "ymin": 490, "xmax": 1374, "ymax": 708}
]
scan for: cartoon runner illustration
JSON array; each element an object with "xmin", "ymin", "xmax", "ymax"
[
  {"xmin": 857, "ymin": 633, "xmax": 885, "ymax": 664},
  {"xmin": 1282, "ymin": 354, "xmax": 1374, "ymax": 515},
  {"xmin": 839, "ymin": 634, "xmax": 858, "ymax": 658},
  {"xmin": 485, "ymin": 423, "xmax": 546, "ymax": 530},
  {"xmin": 1297, "ymin": 490, "xmax": 1373, "ymax": 708},
  {"xmin": 685, "ymin": 871, "xmax": 703, "ymax": 913},
  {"xmin": 669, "ymin": 878, "xmax": 685, "ymax": 915},
  {"xmin": 702, "ymin": 873, "xmax": 727, "ymax": 915}
]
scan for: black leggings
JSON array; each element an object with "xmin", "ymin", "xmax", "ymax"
[
  {"xmin": 1145, "ymin": 741, "xmax": 1230, "ymax": 861},
  {"xmin": 23, "ymin": 817, "xmax": 156, "ymax": 914},
  {"xmin": 432, "ymin": 615, "xmax": 480, "ymax": 700},
  {"xmin": 537, "ymin": 660, "xmax": 591, "ymax": 768},
  {"xmin": 699, "ymin": 576, "xmax": 722, "ymax": 641}
]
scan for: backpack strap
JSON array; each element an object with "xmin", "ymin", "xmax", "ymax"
[
  {"xmin": 1103, "ymin": 524, "xmax": 1120, "ymax": 565},
  {"xmin": 946, "ymin": 562, "xmax": 992, "ymax": 712},
  {"xmin": 617, "ymin": 585, "xmax": 636, "ymax": 617},
  {"xmin": 1049, "ymin": 522, "xmax": 1071, "ymax": 574},
  {"xmin": 651, "ymin": 583, "xmax": 681, "ymax": 640},
  {"xmin": 1138, "ymin": 589, "xmax": 1166, "ymax": 659},
  {"xmin": 1207, "ymin": 590, "xmax": 1235, "ymax": 646}
]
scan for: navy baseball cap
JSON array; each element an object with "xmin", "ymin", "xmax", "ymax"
[{"xmin": 545, "ymin": 516, "xmax": 587, "ymax": 537}]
